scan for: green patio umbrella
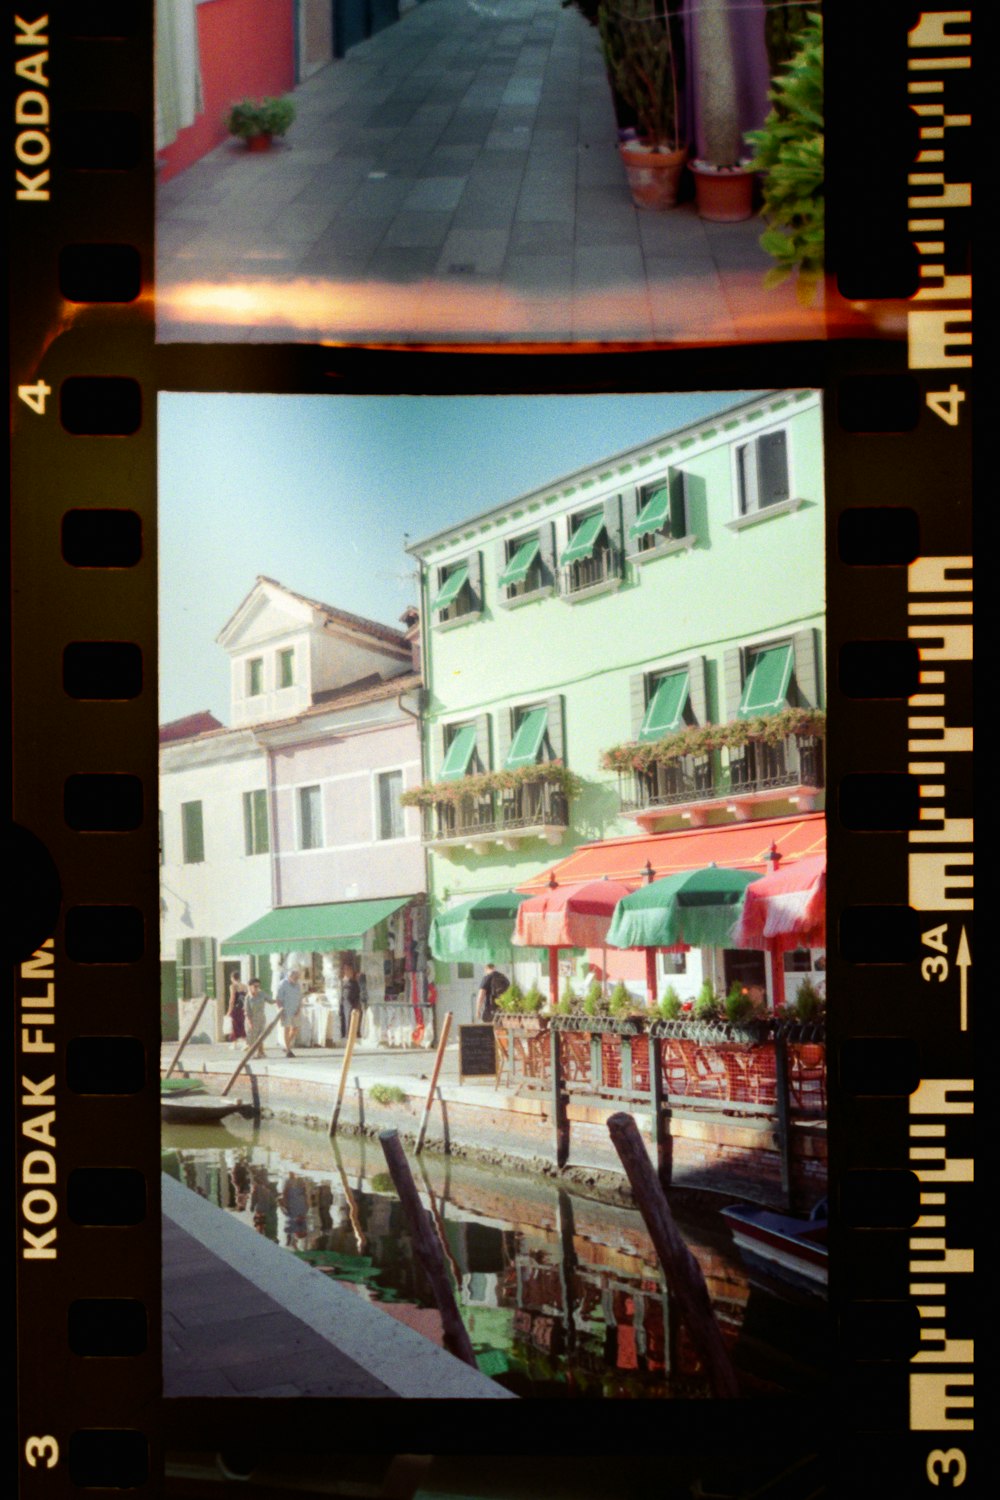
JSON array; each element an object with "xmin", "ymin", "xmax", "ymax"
[
  {"xmin": 606, "ymin": 865, "xmax": 763, "ymax": 950},
  {"xmin": 429, "ymin": 891, "xmax": 536, "ymax": 964}
]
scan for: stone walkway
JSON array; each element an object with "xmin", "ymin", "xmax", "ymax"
[{"xmin": 156, "ymin": 0, "xmax": 825, "ymax": 345}]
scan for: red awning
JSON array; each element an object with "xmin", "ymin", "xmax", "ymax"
[{"xmin": 518, "ymin": 813, "xmax": 826, "ymax": 892}]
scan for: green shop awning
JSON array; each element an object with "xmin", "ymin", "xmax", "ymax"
[
  {"xmin": 497, "ymin": 537, "xmax": 540, "ymax": 587},
  {"xmin": 639, "ymin": 671, "xmax": 689, "ymax": 742},
  {"xmin": 430, "ymin": 563, "xmax": 469, "ymax": 612},
  {"xmin": 629, "ymin": 483, "xmax": 669, "ymax": 539},
  {"xmin": 439, "ymin": 722, "xmax": 477, "ymax": 780},
  {"xmin": 429, "ymin": 890, "xmax": 535, "ymax": 964},
  {"xmin": 560, "ymin": 512, "xmax": 604, "ymax": 565},
  {"xmin": 738, "ymin": 643, "xmax": 793, "ymax": 719},
  {"xmin": 221, "ymin": 897, "xmax": 409, "ymax": 956},
  {"xmin": 505, "ymin": 706, "xmax": 548, "ymax": 768}
]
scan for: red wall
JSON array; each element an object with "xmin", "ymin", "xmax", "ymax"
[{"xmin": 158, "ymin": 0, "xmax": 296, "ymax": 183}]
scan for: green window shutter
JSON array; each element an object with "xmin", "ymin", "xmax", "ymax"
[
  {"xmin": 505, "ymin": 706, "xmax": 548, "ymax": 768},
  {"xmin": 638, "ymin": 672, "xmax": 690, "ymax": 742},
  {"xmin": 430, "ymin": 563, "xmax": 470, "ymax": 612},
  {"xmin": 205, "ymin": 938, "xmax": 217, "ymax": 999},
  {"xmin": 669, "ymin": 470, "xmax": 688, "ymax": 538},
  {"xmin": 440, "ymin": 723, "xmax": 477, "ymax": 780},
  {"xmin": 560, "ymin": 511, "xmax": 604, "ymax": 565},
  {"xmin": 175, "ymin": 939, "xmax": 186, "ymax": 1002},
  {"xmin": 545, "ymin": 693, "xmax": 565, "ymax": 762},
  {"xmin": 738, "ymin": 644, "xmax": 794, "ymax": 718},
  {"xmin": 497, "ymin": 538, "xmax": 540, "ymax": 588},
  {"xmin": 279, "ymin": 648, "xmax": 294, "ymax": 687},
  {"xmin": 254, "ymin": 790, "xmax": 269, "ymax": 853},
  {"xmin": 182, "ymin": 801, "xmax": 204, "ymax": 863},
  {"xmin": 629, "ymin": 482, "xmax": 669, "ymax": 540},
  {"xmin": 242, "ymin": 792, "xmax": 253, "ymax": 855}
]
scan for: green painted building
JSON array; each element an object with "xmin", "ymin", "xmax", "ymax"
[{"xmin": 407, "ymin": 391, "xmax": 825, "ymax": 1020}]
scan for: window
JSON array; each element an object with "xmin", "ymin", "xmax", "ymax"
[
  {"xmin": 181, "ymin": 801, "xmax": 204, "ymax": 864},
  {"xmin": 560, "ymin": 510, "xmax": 616, "ymax": 594},
  {"xmin": 735, "ymin": 430, "xmax": 790, "ymax": 516},
  {"xmin": 430, "ymin": 555, "xmax": 480, "ymax": 623},
  {"xmin": 247, "ymin": 657, "xmax": 264, "ymax": 696},
  {"xmin": 278, "ymin": 648, "xmax": 294, "ymax": 688},
  {"xmin": 298, "ymin": 785, "xmax": 323, "ymax": 849},
  {"xmin": 639, "ymin": 670, "xmax": 690, "ymax": 742},
  {"xmin": 243, "ymin": 789, "xmax": 269, "ymax": 855},
  {"xmin": 456, "ymin": 962, "xmax": 475, "ymax": 980},
  {"xmin": 440, "ymin": 723, "xmax": 478, "ymax": 780},
  {"xmin": 505, "ymin": 705, "xmax": 550, "ymax": 768},
  {"xmin": 630, "ymin": 474, "xmax": 687, "ymax": 552},
  {"xmin": 738, "ymin": 642, "xmax": 794, "ymax": 719},
  {"xmin": 178, "ymin": 936, "xmax": 214, "ymax": 999},
  {"xmin": 377, "ymin": 770, "xmax": 404, "ymax": 840},
  {"xmin": 498, "ymin": 534, "xmax": 543, "ymax": 598}
]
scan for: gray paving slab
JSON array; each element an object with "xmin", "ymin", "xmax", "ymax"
[{"xmin": 155, "ymin": 0, "xmax": 799, "ymax": 344}]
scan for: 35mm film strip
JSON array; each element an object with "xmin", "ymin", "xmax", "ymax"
[{"xmin": 11, "ymin": 1, "xmax": 975, "ymax": 1496}]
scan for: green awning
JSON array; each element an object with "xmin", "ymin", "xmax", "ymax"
[
  {"xmin": 629, "ymin": 483, "xmax": 669, "ymax": 539},
  {"xmin": 505, "ymin": 706, "xmax": 548, "ymax": 768},
  {"xmin": 430, "ymin": 563, "xmax": 469, "ymax": 612},
  {"xmin": 439, "ymin": 722, "xmax": 477, "ymax": 780},
  {"xmin": 429, "ymin": 890, "xmax": 536, "ymax": 963},
  {"xmin": 607, "ymin": 867, "xmax": 763, "ymax": 949},
  {"xmin": 497, "ymin": 537, "xmax": 540, "ymax": 587},
  {"xmin": 221, "ymin": 897, "xmax": 409, "ymax": 956},
  {"xmin": 560, "ymin": 512, "xmax": 604, "ymax": 565},
  {"xmin": 738, "ymin": 643, "xmax": 794, "ymax": 719},
  {"xmin": 638, "ymin": 671, "xmax": 689, "ymax": 742}
]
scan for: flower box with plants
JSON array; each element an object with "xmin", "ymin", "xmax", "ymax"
[
  {"xmin": 400, "ymin": 760, "xmax": 582, "ymax": 810},
  {"xmin": 493, "ymin": 981, "xmax": 548, "ymax": 1031},
  {"xmin": 600, "ymin": 707, "xmax": 826, "ymax": 776},
  {"xmin": 745, "ymin": 13, "xmax": 823, "ymax": 305},
  {"xmin": 597, "ymin": 0, "xmax": 686, "ymax": 210},
  {"xmin": 226, "ymin": 96, "xmax": 296, "ymax": 152}
]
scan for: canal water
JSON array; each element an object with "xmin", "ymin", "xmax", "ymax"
[{"xmin": 162, "ymin": 1115, "xmax": 828, "ymax": 1399}]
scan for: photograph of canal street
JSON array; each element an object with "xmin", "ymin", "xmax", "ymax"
[{"xmin": 160, "ymin": 389, "xmax": 829, "ymax": 1403}]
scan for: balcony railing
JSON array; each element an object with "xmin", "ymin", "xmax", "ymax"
[
  {"xmin": 422, "ymin": 776, "xmax": 570, "ymax": 844},
  {"xmin": 560, "ymin": 546, "xmax": 620, "ymax": 598},
  {"xmin": 619, "ymin": 736, "xmax": 824, "ymax": 815}
]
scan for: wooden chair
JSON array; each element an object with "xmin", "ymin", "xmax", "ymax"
[
  {"xmin": 559, "ymin": 1030, "xmax": 592, "ymax": 1085},
  {"xmin": 788, "ymin": 1043, "xmax": 826, "ymax": 1112}
]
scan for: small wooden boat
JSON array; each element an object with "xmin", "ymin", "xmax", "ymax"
[
  {"xmin": 160, "ymin": 1078, "xmax": 207, "ymax": 1099},
  {"xmin": 161, "ymin": 1094, "xmax": 243, "ymax": 1124},
  {"xmin": 721, "ymin": 1200, "xmax": 827, "ymax": 1295}
]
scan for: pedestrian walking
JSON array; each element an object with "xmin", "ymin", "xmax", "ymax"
[
  {"xmin": 245, "ymin": 977, "xmax": 271, "ymax": 1056},
  {"xmin": 476, "ymin": 962, "xmax": 510, "ymax": 1022},
  {"xmin": 276, "ymin": 967, "xmax": 303, "ymax": 1057},
  {"xmin": 341, "ymin": 961, "xmax": 363, "ymax": 1040},
  {"xmin": 226, "ymin": 974, "xmax": 247, "ymax": 1045}
]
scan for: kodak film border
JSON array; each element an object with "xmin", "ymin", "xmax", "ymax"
[{"xmin": 11, "ymin": 1, "xmax": 976, "ymax": 1495}]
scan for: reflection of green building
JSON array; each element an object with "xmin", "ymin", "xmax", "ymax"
[{"xmin": 407, "ymin": 392, "xmax": 825, "ymax": 1018}]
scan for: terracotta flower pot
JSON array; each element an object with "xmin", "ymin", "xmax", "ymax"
[
  {"xmin": 690, "ymin": 160, "xmax": 755, "ymax": 222},
  {"xmin": 245, "ymin": 132, "xmax": 273, "ymax": 153},
  {"xmin": 618, "ymin": 141, "xmax": 687, "ymax": 212}
]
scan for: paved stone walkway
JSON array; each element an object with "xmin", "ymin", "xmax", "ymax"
[{"xmin": 156, "ymin": 0, "xmax": 824, "ymax": 344}]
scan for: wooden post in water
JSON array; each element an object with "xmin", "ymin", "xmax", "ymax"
[
  {"xmin": 220, "ymin": 1012, "xmax": 284, "ymax": 1096},
  {"xmin": 649, "ymin": 1033, "xmax": 672, "ymax": 1191},
  {"xmin": 607, "ymin": 1111, "xmax": 739, "ymax": 1398},
  {"xmin": 379, "ymin": 1129, "xmax": 478, "ymax": 1368},
  {"xmin": 162, "ymin": 993, "xmax": 212, "ymax": 1080},
  {"xmin": 327, "ymin": 1007, "xmax": 361, "ymax": 1137},
  {"xmin": 414, "ymin": 1010, "xmax": 452, "ymax": 1155},
  {"xmin": 774, "ymin": 1032, "xmax": 793, "ymax": 1210},
  {"xmin": 550, "ymin": 1025, "xmax": 569, "ymax": 1169}
]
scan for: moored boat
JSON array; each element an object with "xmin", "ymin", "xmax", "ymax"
[
  {"xmin": 161, "ymin": 1095, "xmax": 244, "ymax": 1124},
  {"xmin": 721, "ymin": 1199, "xmax": 827, "ymax": 1295}
]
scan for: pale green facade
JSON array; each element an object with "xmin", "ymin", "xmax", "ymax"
[{"xmin": 408, "ymin": 390, "xmax": 825, "ymax": 938}]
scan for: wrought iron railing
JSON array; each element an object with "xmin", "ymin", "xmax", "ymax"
[
  {"xmin": 730, "ymin": 734, "xmax": 824, "ymax": 795},
  {"xmin": 560, "ymin": 546, "xmax": 620, "ymax": 596},
  {"xmin": 620, "ymin": 736, "xmax": 824, "ymax": 812},
  {"xmin": 422, "ymin": 777, "xmax": 570, "ymax": 841}
]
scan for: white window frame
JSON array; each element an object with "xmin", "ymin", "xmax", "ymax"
[
  {"xmin": 374, "ymin": 767, "xmax": 406, "ymax": 842},
  {"xmin": 434, "ymin": 556, "xmax": 480, "ymax": 628},
  {"xmin": 500, "ymin": 530, "xmax": 546, "ymax": 603},
  {"xmin": 297, "ymin": 783, "xmax": 324, "ymax": 851},
  {"xmin": 247, "ymin": 656, "xmax": 264, "ymax": 696},
  {"xmin": 277, "ymin": 646, "xmax": 295, "ymax": 688}
]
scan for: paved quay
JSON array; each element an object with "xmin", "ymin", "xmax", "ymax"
[
  {"xmin": 156, "ymin": 0, "xmax": 825, "ymax": 344},
  {"xmin": 162, "ymin": 1172, "xmax": 515, "ymax": 1397}
]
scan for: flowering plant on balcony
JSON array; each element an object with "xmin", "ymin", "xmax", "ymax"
[
  {"xmin": 600, "ymin": 707, "xmax": 826, "ymax": 773},
  {"xmin": 400, "ymin": 760, "xmax": 583, "ymax": 809}
]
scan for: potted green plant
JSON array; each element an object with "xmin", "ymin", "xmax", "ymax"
[
  {"xmin": 657, "ymin": 984, "xmax": 683, "ymax": 1021},
  {"xmin": 693, "ymin": 979, "xmax": 721, "ymax": 1023},
  {"xmin": 226, "ymin": 96, "xmax": 296, "ymax": 152},
  {"xmin": 745, "ymin": 13, "xmax": 823, "ymax": 303},
  {"xmin": 690, "ymin": 0, "xmax": 754, "ymax": 220},
  {"xmin": 598, "ymin": 0, "xmax": 686, "ymax": 210}
]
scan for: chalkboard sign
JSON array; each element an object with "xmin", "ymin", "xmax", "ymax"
[{"xmin": 458, "ymin": 1024, "xmax": 498, "ymax": 1083}]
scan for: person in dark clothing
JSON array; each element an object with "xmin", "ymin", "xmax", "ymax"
[
  {"xmin": 477, "ymin": 963, "xmax": 510, "ymax": 1022},
  {"xmin": 341, "ymin": 962, "xmax": 363, "ymax": 1040}
]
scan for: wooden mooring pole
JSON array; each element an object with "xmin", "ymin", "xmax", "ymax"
[
  {"xmin": 550, "ymin": 1026, "xmax": 569, "ymax": 1169},
  {"xmin": 774, "ymin": 1032, "xmax": 793, "ymax": 1210},
  {"xmin": 220, "ymin": 1012, "xmax": 284, "ymax": 1097},
  {"xmin": 414, "ymin": 1010, "xmax": 452, "ymax": 1154},
  {"xmin": 379, "ymin": 1128, "xmax": 478, "ymax": 1369},
  {"xmin": 162, "ymin": 993, "xmax": 212, "ymax": 1080},
  {"xmin": 328, "ymin": 1006, "xmax": 361, "ymax": 1137},
  {"xmin": 607, "ymin": 1111, "xmax": 739, "ymax": 1398}
]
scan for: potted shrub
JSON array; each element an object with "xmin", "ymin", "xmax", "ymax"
[
  {"xmin": 724, "ymin": 981, "xmax": 756, "ymax": 1025},
  {"xmin": 690, "ymin": 0, "xmax": 754, "ymax": 220},
  {"xmin": 226, "ymin": 96, "xmax": 296, "ymax": 152},
  {"xmin": 657, "ymin": 984, "xmax": 683, "ymax": 1021},
  {"xmin": 598, "ymin": 0, "xmax": 686, "ymax": 210},
  {"xmin": 745, "ymin": 13, "xmax": 823, "ymax": 303}
]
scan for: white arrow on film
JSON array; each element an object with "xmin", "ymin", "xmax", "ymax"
[{"xmin": 956, "ymin": 927, "xmax": 972, "ymax": 1031}]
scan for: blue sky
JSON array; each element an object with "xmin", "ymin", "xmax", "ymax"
[{"xmin": 158, "ymin": 392, "xmax": 764, "ymax": 724}]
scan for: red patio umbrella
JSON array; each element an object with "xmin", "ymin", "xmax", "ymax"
[
  {"xmin": 513, "ymin": 878, "xmax": 634, "ymax": 1006},
  {"xmin": 730, "ymin": 853, "xmax": 826, "ymax": 1010}
]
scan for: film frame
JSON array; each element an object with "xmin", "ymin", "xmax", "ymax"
[{"xmin": 10, "ymin": 0, "xmax": 977, "ymax": 1495}]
